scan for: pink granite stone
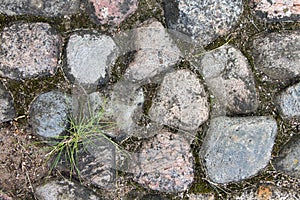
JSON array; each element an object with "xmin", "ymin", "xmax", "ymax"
[{"xmin": 88, "ymin": 0, "xmax": 138, "ymax": 25}]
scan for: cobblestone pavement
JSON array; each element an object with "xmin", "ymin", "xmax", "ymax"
[{"xmin": 0, "ymin": 0, "xmax": 299, "ymax": 199}]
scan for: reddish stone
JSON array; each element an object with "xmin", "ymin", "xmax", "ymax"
[{"xmin": 88, "ymin": 0, "xmax": 138, "ymax": 25}]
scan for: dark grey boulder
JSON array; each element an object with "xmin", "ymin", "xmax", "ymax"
[
  {"xmin": 274, "ymin": 134, "xmax": 300, "ymax": 179},
  {"xmin": 276, "ymin": 82, "xmax": 300, "ymax": 119},
  {"xmin": 251, "ymin": 31, "xmax": 300, "ymax": 84},
  {"xmin": 35, "ymin": 179, "xmax": 102, "ymax": 200},
  {"xmin": 201, "ymin": 116, "xmax": 277, "ymax": 184},
  {"xmin": 163, "ymin": 0, "xmax": 243, "ymax": 46},
  {"xmin": 199, "ymin": 44, "xmax": 258, "ymax": 116},
  {"xmin": 0, "ymin": 22, "xmax": 61, "ymax": 80},
  {"xmin": 0, "ymin": 82, "xmax": 16, "ymax": 123},
  {"xmin": 29, "ymin": 91, "xmax": 71, "ymax": 138}
]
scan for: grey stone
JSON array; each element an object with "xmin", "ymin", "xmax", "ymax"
[
  {"xmin": 188, "ymin": 193, "xmax": 215, "ymax": 200},
  {"xmin": 0, "ymin": 0, "xmax": 80, "ymax": 17},
  {"xmin": 78, "ymin": 134, "xmax": 116, "ymax": 190},
  {"xmin": 0, "ymin": 82, "xmax": 16, "ymax": 123},
  {"xmin": 199, "ymin": 44, "xmax": 258, "ymax": 116},
  {"xmin": 124, "ymin": 21, "xmax": 182, "ymax": 83},
  {"xmin": 66, "ymin": 32, "xmax": 118, "ymax": 91},
  {"xmin": 0, "ymin": 22, "xmax": 61, "ymax": 80},
  {"xmin": 250, "ymin": 0, "xmax": 300, "ymax": 22},
  {"xmin": 251, "ymin": 31, "xmax": 300, "ymax": 83},
  {"xmin": 149, "ymin": 69, "xmax": 209, "ymax": 132},
  {"xmin": 274, "ymin": 134, "xmax": 300, "ymax": 179},
  {"xmin": 29, "ymin": 91, "xmax": 71, "ymax": 138},
  {"xmin": 276, "ymin": 82, "xmax": 300, "ymax": 119},
  {"xmin": 201, "ymin": 116, "xmax": 277, "ymax": 184},
  {"xmin": 163, "ymin": 0, "xmax": 243, "ymax": 46},
  {"xmin": 233, "ymin": 184, "xmax": 300, "ymax": 200},
  {"xmin": 35, "ymin": 180, "xmax": 102, "ymax": 200},
  {"xmin": 133, "ymin": 131, "xmax": 194, "ymax": 192}
]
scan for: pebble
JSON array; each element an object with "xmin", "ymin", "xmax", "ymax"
[
  {"xmin": 274, "ymin": 134, "xmax": 300, "ymax": 179},
  {"xmin": 163, "ymin": 0, "xmax": 243, "ymax": 46},
  {"xmin": 199, "ymin": 44, "xmax": 258, "ymax": 116},
  {"xmin": 0, "ymin": 82, "xmax": 16, "ymax": 123},
  {"xmin": 29, "ymin": 91, "xmax": 71, "ymax": 138},
  {"xmin": 201, "ymin": 116, "xmax": 277, "ymax": 184},
  {"xmin": 251, "ymin": 31, "xmax": 300, "ymax": 83},
  {"xmin": 149, "ymin": 69, "xmax": 209, "ymax": 132},
  {"xmin": 276, "ymin": 82, "xmax": 300, "ymax": 119},
  {"xmin": 0, "ymin": 23, "xmax": 61, "ymax": 80},
  {"xmin": 66, "ymin": 32, "xmax": 118, "ymax": 91},
  {"xmin": 87, "ymin": 0, "xmax": 138, "ymax": 25},
  {"xmin": 35, "ymin": 180, "xmax": 101, "ymax": 200},
  {"xmin": 133, "ymin": 131, "xmax": 194, "ymax": 192}
]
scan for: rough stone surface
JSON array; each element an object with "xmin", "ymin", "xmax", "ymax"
[
  {"xmin": 0, "ymin": 82, "xmax": 16, "ymax": 123},
  {"xmin": 233, "ymin": 184, "xmax": 300, "ymax": 200},
  {"xmin": 163, "ymin": 0, "xmax": 243, "ymax": 46},
  {"xmin": 0, "ymin": 23, "xmax": 61, "ymax": 80},
  {"xmin": 0, "ymin": 0, "xmax": 80, "ymax": 17},
  {"xmin": 78, "ymin": 134, "xmax": 116, "ymax": 190},
  {"xmin": 29, "ymin": 91, "xmax": 71, "ymax": 138},
  {"xmin": 149, "ymin": 69, "xmax": 209, "ymax": 132},
  {"xmin": 133, "ymin": 131, "xmax": 194, "ymax": 192},
  {"xmin": 200, "ymin": 44, "xmax": 258, "ymax": 116},
  {"xmin": 87, "ymin": 0, "xmax": 138, "ymax": 25},
  {"xmin": 66, "ymin": 32, "xmax": 118, "ymax": 91},
  {"xmin": 250, "ymin": 0, "xmax": 300, "ymax": 22},
  {"xmin": 201, "ymin": 116, "xmax": 277, "ymax": 184},
  {"xmin": 0, "ymin": 191, "xmax": 13, "ymax": 200},
  {"xmin": 35, "ymin": 180, "xmax": 102, "ymax": 200},
  {"xmin": 124, "ymin": 21, "xmax": 182, "ymax": 83},
  {"xmin": 274, "ymin": 134, "xmax": 300, "ymax": 179},
  {"xmin": 251, "ymin": 31, "xmax": 300, "ymax": 83},
  {"xmin": 188, "ymin": 193, "xmax": 215, "ymax": 200},
  {"xmin": 276, "ymin": 82, "xmax": 300, "ymax": 119}
]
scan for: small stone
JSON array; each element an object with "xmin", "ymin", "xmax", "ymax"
[
  {"xmin": 276, "ymin": 82, "xmax": 300, "ymax": 119},
  {"xmin": 199, "ymin": 44, "xmax": 258, "ymax": 116},
  {"xmin": 29, "ymin": 91, "xmax": 71, "ymax": 138},
  {"xmin": 274, "ymin": 134, "xmax": 300, "ymax": 179},
  {"xmin": 0, "ymin": 0, "xmax": 80, "ymax": 17},
  {"xmin": 250, "ymin": 0, "xmax": 300, "ymax": 22},
  {"xmin": 124, "ymin": 21, "xmax": 182, "ymax": 83},
  {"xmin": 133, "ymin": 131, "xmax": 194, "ymax": 192},
  {"xmin": 66, "ymin": 32, "xmax": 118, "ymax": 91},
  {"xmin": 163, "ymin": 0, "xmax": 243, "ymax": 46},
  {"xmin": 0, "ymin": 82, "xmax": 16, "ymax": 123},
  {"xmin": 149, "ymin": 69, "xmax": 209, "ymax": 132},
  {"xmin": 0, "ymin": 190, "xmax": 13, "ymax": 200},
  {"xmin": 251, "ymin": 31, "xmax": 300, "ymax": 83},
  {"xmin": 35, "ymin": 180, "xmax": 102, "ymax": 200},
  {"xmin": 233, "ymin": 184, "xmax": 300, "ymax": 200},
  {"xmin": 188, "ymin": 193, "xmax": 215, "ymax": 200},
  {"xmin": 87, "ymin": 0, "xmax": 138, "ymax": 25},
  {"xmin": 0, "ymin": 22, "xmax": 61, "ymax": 80},
  {"xmin": 201, "ymin": 116, "xmax": 277, "ymax": 184}
]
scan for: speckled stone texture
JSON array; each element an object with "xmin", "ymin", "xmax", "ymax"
[
  {"xmin": 0, "ymin": 82, "xmax": 16, "ymax": 123},
  {"xmin": 0, "ymin": 0, "xmax": 80, "ymax": 17},
  {"xmin": 66, "ymin": 32, "xmax": 118, "ymax": 91},
  {"xmin": 233, "ymin": 184, "xmax": 300, "ymax": 200},
  {"xmin": 35, "ymin": 180, "xmax": 102, "ymax": 200},
  {"xmin": 201, "ymin": 116, "xmax": 277, "ymax": 184},
  {"xmin": 149, "ymin": 69, "xmax": 209, "ymax": 132},
  {"xmin": 163, "ymin": 0, "xmax": 243, "ymax": 46},
  {"xmin": 199, "ymin": 44, "xmax": 258, "ymax": 116},
  {"xmin": 276, "ymin": 82, "xmax": 300, "ymax": 119},
  {"xmin": 29, "ymin": 91, "xmax": 71, "ymax": 138},
  {"xmin": 87, "ymin": 0, "xmax": 138, "ymax": 25},
  {"xmin": 251, "ymin": 31, "xmax": 300, "ymax": 84},
  {"xmin": 133, "ymin": 131, "xmax": 194, "ymax": 192},
  {"xmin": 250, "ymin": 0, "xmax": 300, "ymax": 22},
  {"xmin": 0, "ymin": 23, "xmax": 61, "ymax": 80},
  {"xmin": 274, "ymin": 134, "xmax": 300, "ymax": 179},
  {"xmin": 124, "ymin": 20, "xmax": 182, "ymax": 84}
]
